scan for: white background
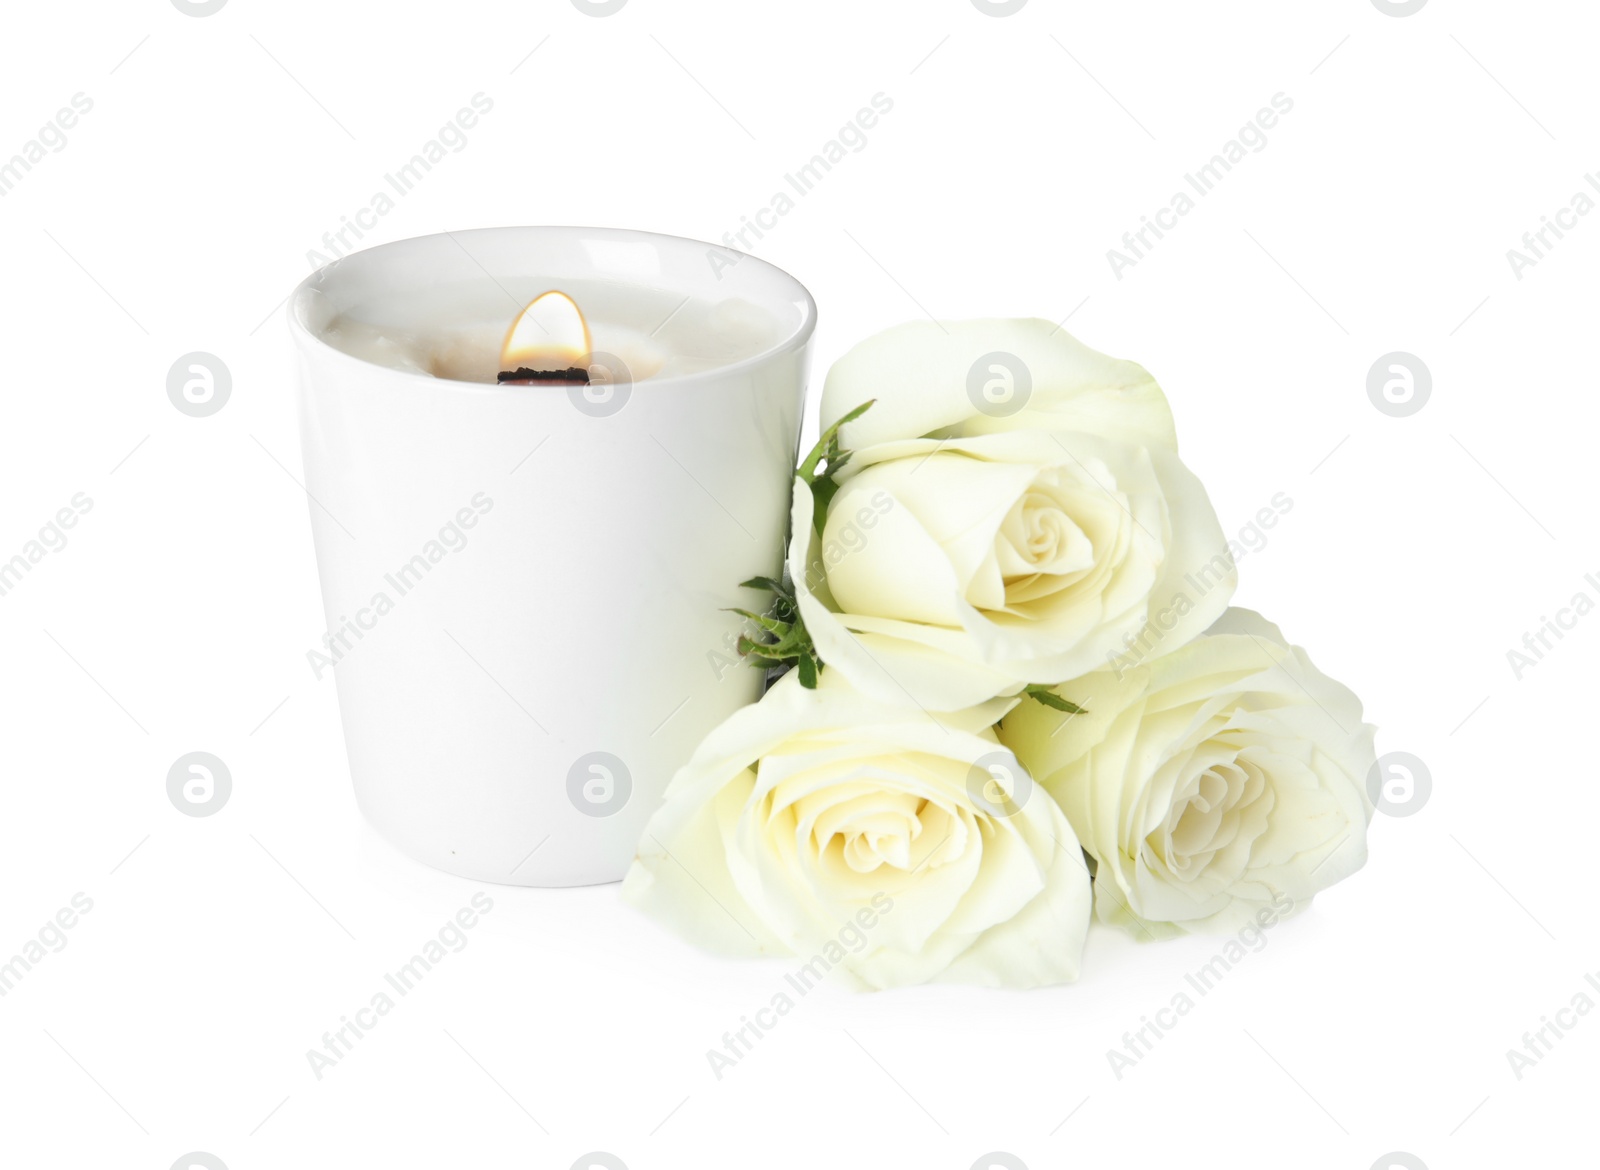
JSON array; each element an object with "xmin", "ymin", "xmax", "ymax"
[{"xmin": 1, "ymin": 1, "xmax": 1594, "ymax": 1167}]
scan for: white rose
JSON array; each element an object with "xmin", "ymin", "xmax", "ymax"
[
  {"xmin": 790, "ymin": 428, "xmax": 1235, "ymax": 711},
  {"xmin": 821, "ymin": 318, "xmax": 1177, "ymax": 451},
  {"xmin": 999, "ymin": 608, "xmax": 1377, "ymax": 937},
  {"xmin": 622, "ymin": 668, "xmax": 1091, "ymax": 989}
]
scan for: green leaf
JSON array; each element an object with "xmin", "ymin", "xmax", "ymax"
[
  {"xmin": 734, "ymin": 599, "xmax": 826, "ymax": 690},
  {"xmin": 810, "ymin": 476, "xmax": 841, "ymax": 537},
  {"xmin": 739, "ymin": 575, "xmax": 788, "ymax": 595},
  {"xmin": 731, "ymin": 403, "xmax": 876, "ymax": 689},
  {"xmin": 799, "ymin": 400, "xmax": 875, "ymax": 539},
  {"xmin": 726, "ymin": 607, "xmax": 791, "ymax": 636},
  {"xmin": 1024, "ymin": 685, "xmax": 1086, "ymax": 715},
  {"xmin": 797, "ymin": 399, "xmax": 875, "ymax": 485}
]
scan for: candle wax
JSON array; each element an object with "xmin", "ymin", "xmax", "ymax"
[{"xmin": 318, "ymin": 277, "xmax": 784, "ymax": 385}]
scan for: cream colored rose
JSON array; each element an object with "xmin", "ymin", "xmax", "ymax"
[
  {"xmin": 790, "ymin": 428, "xmax": 1235, "ymax": 711},
  {"xmin": 622, "ymin": 668, "xmax": 1091, "ymax": 989},
  {"xmin": 821, "ymin": 318, "xmax": 1177, "ymax": 451},
  {"xmin": 999, "ymin": 608, "xmax": 1377, "ymax": 937}
]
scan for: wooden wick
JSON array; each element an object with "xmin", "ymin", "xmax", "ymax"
[{"xmin": 497, "ymin": 366, "xmax": 591, "ymax": 385}]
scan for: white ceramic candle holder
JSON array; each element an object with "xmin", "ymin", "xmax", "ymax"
[{"xmin": 287, "ymin": 227, "xmax": 814, "ymax": 886}]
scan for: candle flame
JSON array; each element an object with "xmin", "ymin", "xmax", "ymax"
[{"xmin": 501, "ymin": 290, "xmax": 591, "ymax": 373}]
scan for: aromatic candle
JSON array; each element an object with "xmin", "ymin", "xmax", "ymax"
[{"xmin": 288, "ymin": 227, "xmax": 814, "ymax": 886}]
